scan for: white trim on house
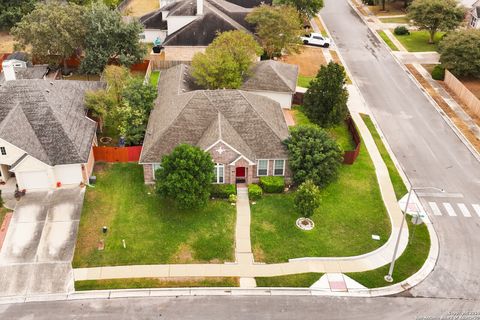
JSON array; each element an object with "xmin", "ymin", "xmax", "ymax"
[
  {"xmin": 152, "ymin": 163, "xmax": 162, "ymax": 179},
  {"xmin": 213, "ymin": 163, "xmax": 225, "ymax": 184},
  {"xmin": 257, "ymin": 159, "xmax": 269, "ymax": 176},
  {"xmin": 230, "ymin": 155, "xmax": 255, "ymax": 166},
  {"xmin": 273, "ymin": 159, "xmax": 286, "ymax": 176},
  {"xmin": 205, "ymin": 139, "xmax": 255, "ymax": 165}
]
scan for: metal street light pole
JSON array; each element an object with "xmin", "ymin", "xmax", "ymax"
[{"xmin": 384, "ymin": 186, "xmax": 444, "ymax": 283}]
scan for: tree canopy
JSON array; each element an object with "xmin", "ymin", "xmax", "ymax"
[
  {"xmin": 439, "ymin": 30, "xmax": 480, "ymax": 78},
  {"xmin": 246, "ymin": 4, "xmax": 303, "ymax": 59},
  {"xmin": 11, "ymin": 1, "xmax": 86, "ymax": 68},
  {"xmin": 284, "ymin": 125, "xmax": 343, "ymax": 187},
  {"xmin": 156, "ymin": 144, "xmax": 215, "ymax": 209},
  {"xmin": 294, "ymin": 180, "xmax": 321, "ymax": 218},
  {"xmin": 303, "ymin": 62, "xmax": 349, "ymax": 127},
  {"xmin": 277, "ymin": 0, "xmax": 324, "ymax": 18},
  {"xmin": 191, "ymin": 31, "xmax": 262, "ymax": 89},
  {"xmin": 80, "ymin": 2, "xmax": 146, "ymax": 74},
  {"xmin": 0, "ymin": 0, "xmax": 36, "ymax": 30},
  {"xmin": 407, "ymin": 0, "xmax": 465, "ymax": 43}
]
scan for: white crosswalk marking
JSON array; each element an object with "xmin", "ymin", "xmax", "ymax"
[
  {"xmin": 428, "ymin": 202, "xmax": 442, "ymax": 216},
  {"xmin": 457, "ymin": 203, "xmax": 471, "ymax": 217},
  {"xmin": 473, "ymin": 204, "xmax": 480, "ymax": 218},
  {"xmin": 443, "ymin": 203, "xmax": 457, "ymax": 216}
]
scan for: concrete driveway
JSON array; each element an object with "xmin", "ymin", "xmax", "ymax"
[{"xmin": 0, "ymin": 188, "xmax": 85, "ymax": 297}]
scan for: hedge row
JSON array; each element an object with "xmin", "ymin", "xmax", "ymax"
[
  {"xmin": 259, "ymin": 176, "xmax": 285, "ymax": 193},
  {"xmin": 210, "ymin": 184, "xmax": 236, "ymax": 199}
]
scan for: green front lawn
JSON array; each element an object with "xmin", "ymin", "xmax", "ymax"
[
  {"xmin": 73, "ymin": 163, "xmax": 235, "ymax": 267},
  {"xmin": 297, "ymin": 75, "xmax": 314, "ymax": 88},
  {"xmin": 361, "ymin": 114, "xmax": 407, "ymax": 200},
  {"xmin": 251, "ymin": 116, "xmax": 391, "ymax": 263},
  {"xmin": 378, "ymin": 30, "xmax": 399, "ymax": 51},
  {"xmin": 256, "ymin": 273, "xmax": 323, "ymax": 287},
  {"xmin": 346, "ymin": 219, "xmax": 430, "ymax": 288},
  {"xmin": 291, "ymin": 106, "xmax": 356, "ymax": 151},
  {"xmin": 75, "ymin": 277, "xmax": 239, "ymax": 290},
  {"xmin": 393, "ymin": 31, "xmax": 444, "ymax": 52},
  {"xmin": 149, "ymin": 70, "xmax": 160, "ymax": 87},
  {"xmin": 379, "ymin": 16, "xmax": 410, "ymax": 24}
]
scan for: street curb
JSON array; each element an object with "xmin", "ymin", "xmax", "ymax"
[{"xmin": 346, "ymin": 0, "xmax": 480, "ymax": 162}]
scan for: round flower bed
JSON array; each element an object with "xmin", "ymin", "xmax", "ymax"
[
  {"xmin": 296, "ymin": 217, "xmax": 315, "ymax": 231},
  {"xmin": 100, "ymin": 136, "xmax": 112, "ymax": 144}
]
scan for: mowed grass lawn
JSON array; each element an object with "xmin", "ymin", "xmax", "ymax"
[
  {"xmin": 251, "ymin": 110, "xmax": 391, "ymax": 263},
  {"xmin": 394, "ymin": 31, "xmax": 444, "ymax": 52},
  {"xmin": 73, "ymin": 163, "xmax": 235, "ymax": 267}
]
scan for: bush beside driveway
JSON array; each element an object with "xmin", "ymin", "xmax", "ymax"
[{"xmin": 73, "ymin": 163, "xmax": 236, "ymax": 267}]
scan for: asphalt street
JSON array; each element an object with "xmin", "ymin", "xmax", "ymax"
[
  {"xmin": 1, "ymin": 296, "xmax": 479, "ymax": 319},
  {"xmin": 321, "ymin": 0, "xmax": 480, "ymax": 300}
]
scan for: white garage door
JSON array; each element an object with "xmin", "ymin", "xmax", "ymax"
[
  {"xmin": 17, "ymin": 171, "xmax": 50, "ymax": 190},
  {"xmin": 54, "ymin": 165, "xmax": 82, "ymax": 185}
]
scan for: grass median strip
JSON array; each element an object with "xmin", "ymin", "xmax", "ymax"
[
  {"xmin": 377, "ymin": 30, "xmax": 399, "ymax": 51},
  {"xmin": 346, "ymin": 219, "xmax": 430, "ymax": 288},
  {"xmin": 75, "ymin": 277, "xmax": 240, "ymax": 291},
  {"xmin": 361, "ymin": 114, "xmax": 407, "ymax": 199},
  {"xmin": 256, "ymin": 273, "xmax": 323, "ymax": 287},
  {"xmin": 73, "ymin": 163, "xmax": 235, "ymax": 267}
]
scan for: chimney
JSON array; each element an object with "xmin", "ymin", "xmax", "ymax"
[
  {"xmin": 2, "ymin": 61, "xmax": 16, "ymax": 82},
  {"xmin": 197, "ymin": 0, "xmax": 203, "ymax": 15}
]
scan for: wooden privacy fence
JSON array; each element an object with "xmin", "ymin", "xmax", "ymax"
[
  {"xmin": 343, "ymin": 117, "xmax": 361, "ymax": 165},
  {"xmin": 444, "ymin": 70, "xmax": 480, "ymax": 118},
  {"xmin": 93, "ymin": 146, "xmax": 142, "ymax": 163}
]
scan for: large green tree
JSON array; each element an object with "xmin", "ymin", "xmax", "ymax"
[
  {"xmin": 11, "ymin": 1, "xmax": 86, "ymax": 68},
  {"xmin": 0, "ymin": 0, "xmax": 36, "ymax": 30},
  {"xmin": 294, "ymin": 180, "xmax": 321, "ymax": 218},
  {"xmin": 438, "ymin": 30, "xmax": 480, "ymax": 78},
  {"xmin": 303, "ymin": 62, "xmax": 349, "ymax": 127},
  {"xmin": 407, "ymin": 0, "xmax": 465, "ymax": 44},
  {"xmin": 277, "ymin": 0, "xmax": 323, "ymax": 18},
  {"xmin": 246, "ymin": 4, "xmax": 303, "ymax": 59},
  {"xmin": 156, "ymin": 144, "xmax": 215, "ymax": 209},
  {"xmin": 80, "ymin": 2, "xmax": 146, "ymax": 74},
  {"xmin": 284, "ymin": 125, "xmax": 343, "ymax": 187},
  {"xmin": 191, "ymin": 30, "xmax": 261, "ymax": 89}
]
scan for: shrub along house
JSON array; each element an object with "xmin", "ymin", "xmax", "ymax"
[
  {"xmin": 0, "ymin": 79, "xmax": 102, "ymax": 190},
  {"xmin": 139, "ymin": 63, "xmax": 292, "ymax": 185}
]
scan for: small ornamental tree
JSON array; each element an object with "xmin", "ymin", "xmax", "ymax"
[
  {"xmin": 407, "ymin": 0, "xmax": 465, "ymax": 44},
  {"xmin": 156, "ymin": 144, "xmax": 215, "ymax": 209},
  {"xmin": 294, "ymin": 180, "xmax": 321, "ymax": 218},
  {"xmin": 191, "ymin": 31, "xmax": 261, "ymax": 89},
  {"xmin": 284, "ymin": 125, "xmax": 343, "ymax": 187},
  {"xmin": 439, "ymin": 30, "xmax": 480, "ymax": 78},
  {"xmin": 246, "ymin": 4, "xmax": 303, "ymax": 59},
  {"xmin": 303, "ymin": 62, "xmax": 349, "ymax": 127},
  {"xmin": 277, "ymin": 0, "xmax": 324, "ymax": 18}
]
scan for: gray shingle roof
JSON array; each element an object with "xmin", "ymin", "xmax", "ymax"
[
  {"xmin": 140, "ymin": 64, "xmax": 289, "ymax": 163},
  {"xmin": 140, "ymin": 10, "xmax": 168, "ymax": 29},
  {"xmin": 242, "ymin": 60, "xmax": 299, "ymax": 93},
  {"xmin": 5, "ymin": 52, "xmax": 28, "ymax": 62},
  {"xmin": 0, "ymin": 80, "xmax": 104, "ymax": 166}
]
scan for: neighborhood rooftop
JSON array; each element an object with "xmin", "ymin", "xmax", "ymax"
[
  {"xmin": 0, "ymin": 80, "xmax": 103, "ymax": 166},
  {"xmin": 241, "ymin": 60, "xmax": 299, "ymax": 93},
  {"xmin": 140, "ymin": 64, "xmax": 290, "ymax": 163}
]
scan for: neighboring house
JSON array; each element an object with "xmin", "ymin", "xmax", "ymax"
[
  {"xmin": 139, "ymin": 63, "xmax": 291, "ymax": 185},
  {"xmin": 242, "ymin": 60, "xmax": 299, "ymax": 109},
  {"xmin": 0, "ymin": 80, "xmax": 103, "ymax": 190},
  {"xmin": 0, "ymin": 52, "xmax": 49, "ymax": 82},
  {"xmin": 469, "ymin": 1, "xmax": 480, "ymax": 29},
  {"xmin": 139, "ymin": 0, "xmax": 270, "ymax": 60}
]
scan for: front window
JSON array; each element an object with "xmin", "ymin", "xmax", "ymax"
[
  {"xmin": 471, "ymin": 16, "xmax": 478, "ymax": 28},
  {"xmin": 152, "ymin": 163, "xmax": 162, "ymax": 179},
  {"xmin": 274, "ymin": 160, "xmax": 285, "ymax": 176},
  {"xmin": 257, "ymin": 160, "xmax": 268, "ymax": 176},
  {"xmin": 213, "ymin": 163, "xmax": 224, "ymax": 184},
  {"xmin": 0, "ymin": 147, "xmax": 5, "ymax": 155}
]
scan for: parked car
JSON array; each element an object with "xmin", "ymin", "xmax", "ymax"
[{"xmin": 301, "ymin": 33, "xmax": 331, "ymax": 48}]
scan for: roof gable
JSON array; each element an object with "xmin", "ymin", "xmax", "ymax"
[{"xmin": 241, "ymin": 60, "xmax": 299, "ymax": 93}]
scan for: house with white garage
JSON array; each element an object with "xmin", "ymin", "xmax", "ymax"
[{"xmin": 0, "ymin": 79, "xmax": 103, "ymax": 190}]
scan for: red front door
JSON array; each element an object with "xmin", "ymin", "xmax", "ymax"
[{"xmin": 236, "ymin": 167, "xmax": 246, "ymax": 178}]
